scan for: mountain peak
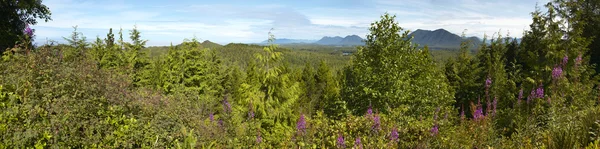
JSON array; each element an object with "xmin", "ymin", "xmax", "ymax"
[{"xmin": 409, "ymin": 29, "xmax": 481, "ymax": 49}]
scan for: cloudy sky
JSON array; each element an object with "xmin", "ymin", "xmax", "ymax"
[{"xmin": 33, "ymin": 0, "xmax": 550, "ymax": 46}]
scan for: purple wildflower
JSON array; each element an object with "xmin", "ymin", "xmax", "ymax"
[
  {"xmin": 257, "ymin": 132, "xmax": 262, "ymax": 144},
  {"xmin": 430, "ymin": 124, "xmax": 439, "ymax": 136},
  {"xmin": 473, "ymin": 105, "xmax": 484, "ymax": 121},
  {"xmin": 337, "ymin": 133, "xmax": 345, "ymax": 149},
  {"xmin": 297, "ymin": 114, "xmax": 307, "ymax": 134},
  {"xmin": 390, "ymin": 127, "xmax": 399, "ymax": 142},
  {"xmin": 354, "ymin": 137, "xmax": 363, "ymax": 149},
  {"xmin": 552, "ymin": 66, "xmax": 563, "ymax": 80},
  {"xmin": 366, "ymin": 106, "xmax": 373, "ymax": 116},
  {"xmin": 209, "ymin": 113, "xmax": 214, "ymax": 122},
  {"xmin": 535, "ymin": 84, "xmax": 544, "ymax": 99},
  {"xmin": 518, "ymin": 88, "xmax": 523, "ymax": 100},
  {"xmin": 218, "ymin": 119, "xmax": 224, "ymax": 127},
  {"xmin": 528, "ymin": 88, "xmax": 535, "ymax": 103},
  {"xmin": 372, "ymin": 114, "xmax": 381, "ymax": 131},
  {"xmin": 24, "ymin": 25, "xmax": 33, "ymax": 37}
]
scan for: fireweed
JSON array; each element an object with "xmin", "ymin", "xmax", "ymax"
[
  {"xmin": 518, "ymin": 88, "xmax": 523, "ymax": 105},
  {"xmin": 256, "ymin": 131, "xmax": 262, "ymax": 144},
  {"xmin": 552, "ymin": 66, "xmax": 563, "ymax": 80},
  {"xmin": 336, "ymin": 133, "xmax": 345, "ymax": 148},
  {"xmin": 372, "ymin": 114, "xmax": 381, "ymax": 132},
  {"xmin": 354, "ymin": 137, "xmax": 362, "ymax": 149},
  {"xmin": 535, "ymin": 84, "xmax": 544, "ymax": 99},
  {"xmin": 390, "ymin": 127, "xmax": 399, "ymax": 142},
  {"xmin": 297, "ymin": 114, "xmax": 307, "ymax": 135},
  {"xmin": 24, "ymin": 24, "xmax": 33, "ymax": 37},
  {"xmin": 430, "ymin": 124, "xmax": 439, "ymax": 136}
]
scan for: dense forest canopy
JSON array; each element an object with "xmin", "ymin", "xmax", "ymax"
[{"xmin": 2, "ymin": 0, "xmax": 600, "ymax": 148}]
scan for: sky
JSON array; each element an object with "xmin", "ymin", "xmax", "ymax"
[{"xmin": 33, "ymin": 0, "xmax": 550, "ymax": 46}]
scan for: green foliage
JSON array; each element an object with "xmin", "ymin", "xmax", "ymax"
[
  {"xmin": 0, "ymin": 0, "xmax": 52, "ymax": 52},
  {"xmin": 342, "ymin": 13, "xmax": 454, "ymax": 117},
  {"xmin": 2, "ymin": 2, "xmax": 600, "ymax": 148},
  {"xmin": 444, "ymin": 33, "xmax": 483, "ymax": 118}
]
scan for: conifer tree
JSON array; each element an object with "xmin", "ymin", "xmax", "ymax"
[{"xmin": 342, "ymin": 13, "xmax": 453, "ymax": 117}]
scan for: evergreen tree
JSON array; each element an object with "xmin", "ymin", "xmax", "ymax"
[
  {"xmin": 0, "ymin": 0, "xmax": 51, "ymax": 52},
  {"xmin": 444, "ymin": 35, "xmax": 483, "ymax": 117},
  {"xmin": 316, "ymin": 60, "xmax": 346, "ymax": 120},
  {"xmin": 342, "ymin": 13, "xmax": 454, "ymax": 117}
]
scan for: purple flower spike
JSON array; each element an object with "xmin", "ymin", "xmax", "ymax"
[
  {"xmin": 297, "ymin": 114, "xmax": 307, "ymax": 134},
  {"xmin": 354, "ymin": 137, "xmax": 363, "ymax": 149},
  {"xmin": 552, "ymin": 66, "xmax": 563, "ymax": 80},
  {"xmin": 390, "ymin": 127, "xmax": 399, "ymax": 142},
  {"xmin": 337, "ymin": 133, "xmax": 345, "ymax": 149},
  {"xmin": 256, "ymin": 132, "xmax": 262, "ymax": 144},
  {"xmin": 24, "ymin": 25, "xmax": 33, "ymax": 37},
  {"xmin": 430, "ymin": 124, "xmax": 439, "ymax": 136},
  {"xmin": 372, "ymin": 114, "xmax": 381, "ymax": 131},
  {"xmin": 473, "ymin": 105, "xmax": 484, "ymax": 121},
  {"xmin": 209, "ymin": 113, "xmax": 214, "ymax": 122},
  {"xmin": 366, "ymin": 106, "xmax": 373, "ymax": 116},
  {"xmin": 485, "ymin": 77, "xmax": 492, "ymax": 89},
  {"xmin": 535, "ymin": 84, "xmax": 544, "ymax": 99},
  {"xmin": 518, "ymin": 88, "xmax": 523, "ymax": 100},
  {"xmin": 562, "ymin": 55, "xmax": 569, "ymax": 66}
]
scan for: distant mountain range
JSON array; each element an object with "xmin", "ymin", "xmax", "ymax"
[
  {"xmin": 260, "ymin": 35, "xmax": 364, "ymax": 46},
  {"xmin": 408, "ymin": 29, "xmax": 481, "ymax": 49},
  {"xmin": 260, "ymin": 39, "xmax": 317, "ymax": 44},
  {"xmin": 256, "ymin": 29, "xmax": 522, "ymax": 49}
]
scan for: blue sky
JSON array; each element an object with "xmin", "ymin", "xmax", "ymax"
[{"xmin": 33, "ymin": 0, "xmax": 549, "ymax": 46}]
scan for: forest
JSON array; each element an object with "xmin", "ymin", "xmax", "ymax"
[{"xmin": 2, "ymin": 0, "xmax": 600, "ymax": 148}]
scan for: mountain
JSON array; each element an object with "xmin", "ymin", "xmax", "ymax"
[
  {"xmin": 315, "ymin": 35, "xmax": 364, "ymax": 46},
  {"xmin": 201, "ymin": 40, "xmax": 222, "ymax": 49},
  {"xmin": 260, "ymin": 38, "xmax": 317, "ymax": 44},
  {"xmin": 315, "ymin": 36, "xmax": 344, "ymax": 45},
  {"xmin": 338, "ymin": 35, "xmax": 365, "ymax": 46},
  {"xmin": 409, "ymin": 29, "xmax": 481, "ymax": 49}
]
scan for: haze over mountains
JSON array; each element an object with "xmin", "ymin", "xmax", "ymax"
[{"xmin": 258, "ymin": 29, "xmax": 492, "ymax": 49}]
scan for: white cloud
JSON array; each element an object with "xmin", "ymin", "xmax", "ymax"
[{"xmin": 33, "ymin": 0, "xmax": 547, "ymax": 45}]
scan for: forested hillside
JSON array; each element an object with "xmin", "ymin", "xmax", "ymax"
[{"xmin": 2, "ymin": 0, "xmax": 600, "ymax": 148}]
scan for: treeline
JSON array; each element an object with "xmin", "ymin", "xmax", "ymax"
[{"xmin": 2, "ymin": 0, "xmax": 600, "ymax": 148}]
